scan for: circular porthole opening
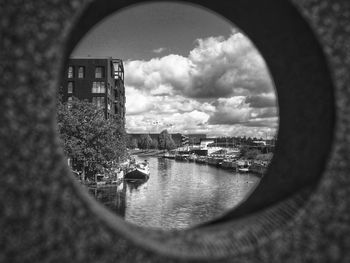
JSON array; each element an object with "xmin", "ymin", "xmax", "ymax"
[
  {"xmin": 57, "ymin": 0, "xmax": 335, "ymax": 236},
  {"xmin": 57, "ymin": 1, "xmax": 279, "ymax": 231},
  {"xmin": 54, "ymin": 0, "xmax": 335, "ymax": 259}
]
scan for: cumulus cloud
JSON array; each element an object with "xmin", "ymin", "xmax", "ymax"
[
  {"xmin": 185, "ymin": 33, "xmax": 273, "ymax": 98},
  {"xmin": 245, "ymin": 93, "xmax": 277, "ymax": 108},
  {"xmin": 153, "ymin": 47, "xmax": 166, "ymax": 54},
  {"xmin": 250, "ymin": 107, "xmax": 278, "ymax": 119},
  {"xmin": 125, "ymin": 32, "xmax": 274, "ymax": 99},
  {"xmin": 244, "ymin": 117, "xmax": 279, "ymax": 128},
  {"xmin": 125, "ymin": 87, "xmax": 155, "ymax": 115},
  {"xmin": 124, "ymin": 32, "xmax": 278, "ymax": 137},
  {"xmin": 208, "ymin": 97, "xmax": 249, "ymax": 125},
  {"xmin": 125, "ymin": 55, "xmax": 192, "ymax": 95}
]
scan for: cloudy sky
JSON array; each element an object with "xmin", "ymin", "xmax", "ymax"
[{"xmin": 72, "ymin": 2, "xmax": 278, "ymax": 138}]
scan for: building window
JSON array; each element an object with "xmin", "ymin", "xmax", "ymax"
[
  {"xmin": 67, "ymin": 96, "xmax": 73, "ymax": 109},
  {"xmin": 95, "ymin": 66, "xmax": 104, "ymax": 78},
  {"xmin": 67, "ymin": 82, "xmax": 74, "ymax": 94},
  {"xmin": 92, "ymin": 97, "xmax": 105, "ymax": 109},
  {"xmin": 92, "ymin": 82, "xmax": 105, "ymax": 93},
  {"xmin": 68, "ymin": 66, "xmax": 74, "ymax": 78},
  {"xmin": 78, "ymin": 66, "xmax": 85, "ymax": 78}
]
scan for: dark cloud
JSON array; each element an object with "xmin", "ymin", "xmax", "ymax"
[
  {"xmin": 208, "ymin": 112, "xmax": 248, "ymax": 125},
  {"xmin": 252, "ymin": 107, "xmax": 278, "ymax": 118},
  {"xmin": 245, "ymin": 94, "xmax": 277, "ymax": 108},
  {"xmin": 207, "ymin": 97, "xmax": 250, "ymax": 125},
  {"xmin": 243, "ymin": 118, "xmax": 279, "ymax": 128}
]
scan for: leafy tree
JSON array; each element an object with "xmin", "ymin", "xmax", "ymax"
[
  {"xmin": 158, "ymin": 129, "xmax": 176, "ymax": 150},
  {"xmin": 256, "ymin": 152, "xmax": 273, "ymax": 161},
  {"xmin": 150, "ymin": 138, "xmax": 159, "ymax": 149},
  {"xmin": 126, "ymin": 135, "xmax": 138, "ymax": 149},
  {"xmin": 138, "ymin": 134, "xmax": 152, "ymax": 149},
  {"xmin": 130, "ymin": 138, "xmax": 138, "ymax": 149},
  {"xmin": 56, "ymin": 97, "xmax": 126, "ymax": 178},
  {"xmin": 240, "ymin": 146, "xmax": 261, "ymax": 159}
]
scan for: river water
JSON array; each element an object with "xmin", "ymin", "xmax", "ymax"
[{"xmin": 88, "ymin": 156, "xmax": 261, "ymax": 230}]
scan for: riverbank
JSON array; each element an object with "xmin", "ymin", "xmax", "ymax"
[
  {"xmin": 129, "ymin": 149, "xmax": 166, "ymax": 157},
  {"xmin": 159, "ymin": 152, "xmax": 269, "ymax": 177},
  {"xmin": 128, "ymin": 149, "xmax": 269, "ymax": 176}
]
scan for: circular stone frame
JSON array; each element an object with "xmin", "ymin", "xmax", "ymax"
[
  {"xmin": 61, "ymin": 0, "xmax": 334, "ymax": 257},
  {"xmin": 65, "ymin": 0, "xmax": 334, "ymax": 220},
  {"xmin": 1, "ymin": 0, "xmax": 343, "ymax": 262}
]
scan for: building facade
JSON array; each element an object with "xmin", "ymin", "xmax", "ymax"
[{"xmin": 61, "ymin": 58, "xmax": 125, "ymax": 124}]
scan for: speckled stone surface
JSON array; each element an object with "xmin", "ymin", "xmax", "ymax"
[{"xmin": 0, "ymin": 0, "xmax": 349, "ymax": 262}]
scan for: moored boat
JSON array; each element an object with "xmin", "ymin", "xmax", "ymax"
[
  {"xmin": 238, "ymin": 167, "xmax": 250, "ymax": 173},
  {"xmin": 221, "ymin": 158, "xmax": 238, "ymax": 170},
  {"xmin": 188, "ymin": 153, "xmax": 197, "ymax": 162},
  {"xmin": 236, "ymin": 159, "xmax": 252, "ymax": 173},
  {"xmin": 207, "ymin": 156, "xmax": 224, "ymax": 166},
  {"xmin": 195, "ymin": 156, "xmax": 207, "ymax": 164},
  {"xmin": 163, "ymin": 151, "xmax": 176, "ymax": 159},
  {"xmin": 250, "ymin": 161, "xmax": 268, "ymax": 176},
  {"xmin": 125, "ymin": 161, "xmax": 150, "ymax": 180},
  {"xmin": 175, "ymin": 154, "xmax": 189, "ymax": 161}
]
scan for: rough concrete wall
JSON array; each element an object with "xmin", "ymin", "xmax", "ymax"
[{"xmin": 0, "ymin": 0, "xmax": 349, "ymax": 262}]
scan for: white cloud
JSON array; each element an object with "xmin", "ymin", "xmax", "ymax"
[
  {"xmin": 125, "ymin": 87, "xmax": 155, "ymax": 115},
  {"xmin": 125, "ymin": 32, "xmax": 274, "ymax": 99},
  {"xmin": 153, "ymin": 47, "xmax": 166, "ymax": 54},
  {"xmin": 124, "ymin": 32, "xmax": 278, "ymax": 137},
  {"xmin": 208, "ymin": 97, "xmax": 250, "ymax": 125}
]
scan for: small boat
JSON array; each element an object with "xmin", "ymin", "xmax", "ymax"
[
  {"xmin": 221, "ymin": 158, "xmax": 238, "ymax": 169},
  {"xmin": 94, "ymin": 174, "xmax": 108, "ymax": 186},
  {"xmin": 163, "ymin": 152, "xmax": 176, "ymax": 159},
  {"xmin": 195, "ymin": 156, "xmax": 207, "ymax": 164},
  {"xmin": 238, "ymin": 167, "xmax": 250, "ymax": 173},
  {"xmin": 175, "ymin": 154, "xmax": 189, "ymax": 161},
  {"xmin": 125, "ymin": 161, "xmax": 150, "ymax": 180},
  {"xmin": 250, "ymin": 161, "xmax": 268, "ymax": 176},
  {"xmin": 188, "ymin": 154, "xmax": 197, "ymax": 162},
  {"xmin": 236, "ymin": 159, "xmax": 252, "ymax": 173}
]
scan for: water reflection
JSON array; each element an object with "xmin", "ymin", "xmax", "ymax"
[
  {"xmin": 88, "ymin": 157, "xmax": 260, "ymax": 230},
  {"xmin": 126, "ymin": 178, "xmax": 149, "ymax": 191},
  {"xmin": 88, "ymin": 182, "xmax": 127, "ymax": 217}
]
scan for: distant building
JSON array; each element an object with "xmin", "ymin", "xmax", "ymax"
[
  {"xmin": 181, "ymin": 134, "xmax": 189, "ymax": 146},
  {"xmin": 128, "ymin": 133, "xmax": 206, "ymax": 147},
  {"xmin": 187, "ymin": 134, "xmax": 207, "ymax": 145},
  {"xmin": 252, "ymin": 140, "xmax": 266, "ymax": 146},
  {"xmin": 60, "ymin": 57, "xmax": 125, "ymax": 124},
  {"xmin": 200, "ymin": 139, "xmax": 215, "ymax": 149}
]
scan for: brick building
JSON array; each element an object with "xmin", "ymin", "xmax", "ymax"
[{"xmin": 60, "ymin": 57, "xmax": 125, "ymax": 124}]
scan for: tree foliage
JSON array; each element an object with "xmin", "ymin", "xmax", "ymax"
[
  {"xmin": 131, "ymin": 138, "xmax": 139, "ymax": 149},
  {"xmin": 126, "ymin": 135, "xmax": 138, "ymax": 149},
  {"xmin": 240, "ymin": 146, "xmax": 261, "ymax": 160},
  {"xmin": 56, "ymin": 97, "xmax": 126, "ymax": 175},
  {"xmin": 151, "ymin": 138, "xmax": 158, "ymax": 149},
  {"xmin": 138, "ymin": 134, "xmax": 152, "ymax": 149},
  {"xmin": 158, "ymin": 129, "xmax": 176, "ymax": 150}
]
